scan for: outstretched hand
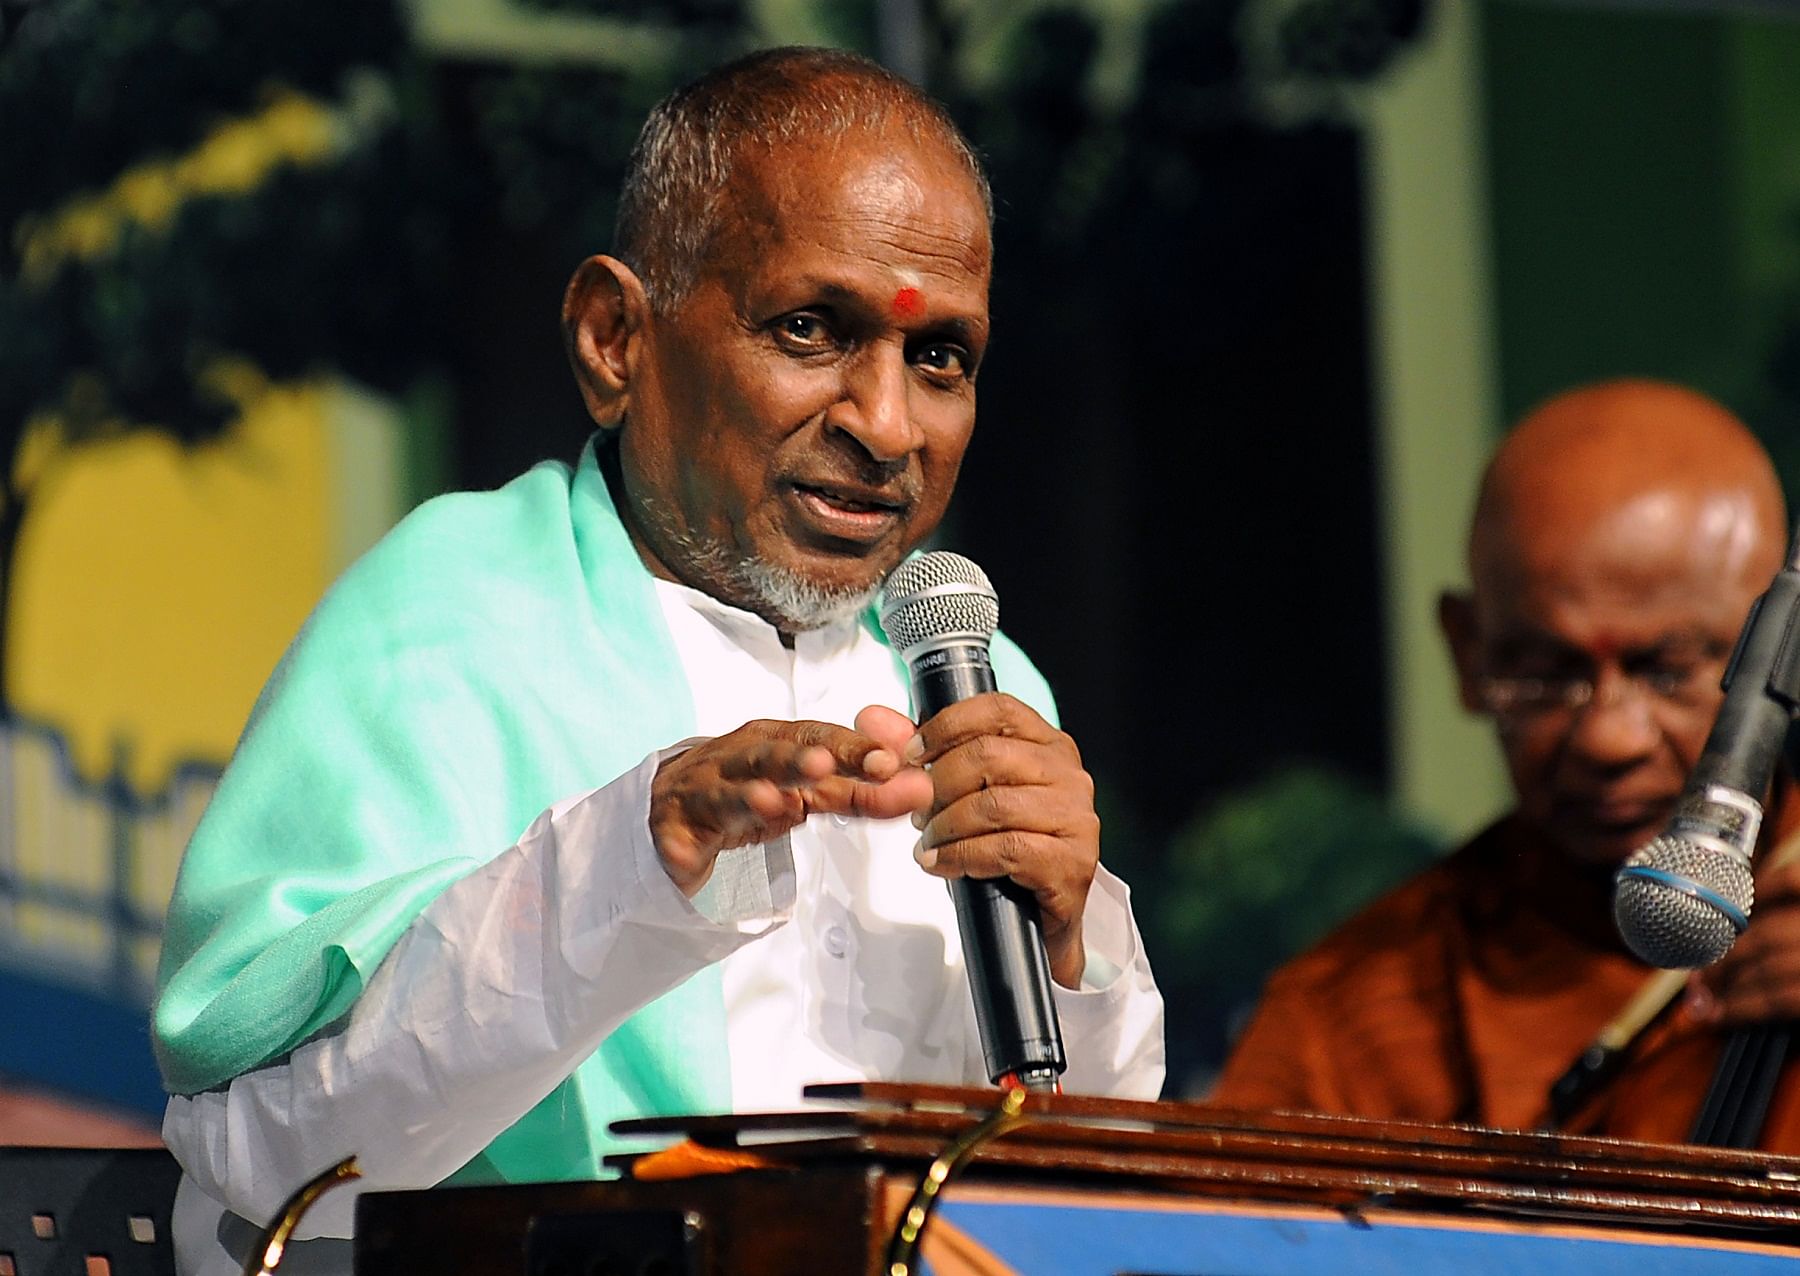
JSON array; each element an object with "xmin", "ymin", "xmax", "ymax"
[{"xmin": 650, "ymin": 718, "xmax": 933, "ymax": 896}]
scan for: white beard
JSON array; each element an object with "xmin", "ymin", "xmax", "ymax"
[
  {"xmin": 721, "ymin": 556, "xmax": 880, "ymax": 631},
  {"xmin": 639, "ymin": 495, "xmax": 879, "ymax": 631}
]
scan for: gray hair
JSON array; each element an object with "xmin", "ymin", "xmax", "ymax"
[{"xmin": 615, "ymin": 46, "xmax": 993, "ymax": 314}]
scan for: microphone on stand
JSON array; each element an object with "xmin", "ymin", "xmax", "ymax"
[
  {"xmin": 1613, "ymin": 525, "xmax": 1800, "ymax": 969},
  {"xmin": 879, "ymin": 551, "xmax": 1067, "ymax": 1093}
]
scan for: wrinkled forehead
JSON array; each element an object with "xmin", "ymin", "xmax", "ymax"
[{"xmin": 1472, "ymin": 486, "xmax": 1780, "ymax": 639}]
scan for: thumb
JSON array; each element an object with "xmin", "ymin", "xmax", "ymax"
[{"xmin": 854, "ymin": 704, "xmax": 917, "ymax": 754}]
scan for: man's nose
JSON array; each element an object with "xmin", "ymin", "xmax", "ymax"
[
  {"xmin": 1565, "ymin": 674, "xmax": 1662, "ymax": 766},
  {"xmin": 827, "ymin": 344, "xmax": 921, "ymax": 462}
]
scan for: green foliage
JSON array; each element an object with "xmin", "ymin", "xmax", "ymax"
[
  {"xmin": 0, "ymin": 100, "xmax": 455, "ymax": 442},
  {"xmin": 1154, "ymin": 763, "xmax": 1442, "ymax": 995},
  {"xmin": 0, "ymin": 0, "xmax": 1442, "ymax": 447},
  {"xmin": 947, "ymin": 5, "xmax": 1247, "ymax": 250},
  {"xmin": 1275, "ymin": 0, "xmax": 1429, "ymax": 81},
  {"xmin": 0, "ymin": 0, "xmax": 454, "ymax": 711},
  {"xmin": 0, "ymin": 0, "xmax": 409, "ymax": 231},
  {"xmin": 0, "ymin": 0, "xmax": 444, "ymax": 437},
  {"xmin": 461, "ymin": 62, "xmax": 664, "ymax": 248},
  {"xmin": 512, "ymin": 0, "xmax": 741, "ymax": 19}
]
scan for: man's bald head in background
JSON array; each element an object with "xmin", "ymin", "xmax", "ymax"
[{"xmin": 1441, "ymin": 379, "xmax": 1790, "ymax": 869}]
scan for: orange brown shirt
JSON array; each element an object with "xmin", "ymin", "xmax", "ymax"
[{"xmin": 1211, "ymin": 814, "xmax": 1800, "ymax": 1147}]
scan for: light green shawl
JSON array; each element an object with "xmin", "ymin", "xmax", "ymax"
[{"xmin": 152, "ymin": 436, "xmax": 1052, "ymax": 1183}]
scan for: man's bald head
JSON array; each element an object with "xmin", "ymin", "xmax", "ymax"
[
  {"xmin": 1443, "ymin": 379, "xmax": 1791, "ymax": 867},
  {"xmin": 1469, "ymin": 379, "xmax": 1787, "ymax": 600},
  {"xmin": 614, "ymin": 45, "xmax": 993, "ymax": 315}
]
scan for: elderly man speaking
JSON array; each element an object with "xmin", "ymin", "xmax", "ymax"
[{"xmin": 151, "ymin": 47, "xmax": 1164, "ymax": 1275}]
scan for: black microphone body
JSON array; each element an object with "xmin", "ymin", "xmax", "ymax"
[
  {"xmin": 911, "ymin": 645, "xmax": 1068, "ymax": 1089},
  {"xmin": 1614, "ymin": 548, "xmax": 1800, "ymax": 967},
  {"xmin": 881, "ymin": 554, "xmax": 1067, "ymax": 1091}
]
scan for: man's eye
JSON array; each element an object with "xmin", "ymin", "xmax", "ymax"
[
  {"xmin": 1493, "ymin": 658, "xmax": 1582, "ymax": 683},
  {"xmin": 1640, "ymin": 664, "xmax": 1704, "ymax": 697},
  {"xmin": 914, "ymin": 342, "xmax": 971, "ymax": 378},
  {"xmin": 1627, "ymin": 646, "xmax": 1722, "ymax": 697},
  {"xmin": 772, "ymin": 314, "xmax": 832, "ymax": 349}
]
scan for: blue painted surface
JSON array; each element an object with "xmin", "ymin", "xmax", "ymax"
[
  {"xmin": 932, "ymin": 1198, "xmax": 1800, "ymax": 1275},
  {"xmin": 0, "ymin": 966, "xmax": 165, "ymax": 1116}
]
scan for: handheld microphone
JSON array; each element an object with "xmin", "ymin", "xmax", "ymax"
[
  {"xmin": 1613, "ymin": 530, "xmax": 1800, "ymax": 968},
  {"xmin": 879, "ymin": 551, "xmax": 1067, "ymax": 1092}
]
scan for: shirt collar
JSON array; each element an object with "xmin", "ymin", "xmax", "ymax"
[{"xmin": 651, "ymin": 577, "xmax": 865, "ymax": 661}]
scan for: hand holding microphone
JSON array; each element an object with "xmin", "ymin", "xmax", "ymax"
[{"xmin": 881, "ymin": 552, "xmax": 1091, "ymax": 1091}]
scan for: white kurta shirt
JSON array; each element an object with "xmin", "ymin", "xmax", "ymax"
[{"xmin": 164, "ymin": 580, "xmax": 1165, "ymax": 1275}]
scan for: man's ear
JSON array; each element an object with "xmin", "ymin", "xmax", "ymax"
[
  {"xmin": 562, "ymin": 255, "xmax": 650, "ymax": 430},
  {"xmin": 1438, "ymin": 591, "xmax": 1487, "ymax": 714}
]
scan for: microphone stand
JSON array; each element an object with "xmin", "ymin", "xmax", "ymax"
[
  {"xmin": 1660, "ymin": 524, "xmax": 1800, "ymax": 1149},
  {"xmin": 1691, "ymin": 744, "xmax": 1800, "ymax": 1150},
  {"xmin": 1620, "ymin": 503, "xmax": 1800, "ymax": 1144}
]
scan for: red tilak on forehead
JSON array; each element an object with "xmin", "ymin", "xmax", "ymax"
[
  {"xmin": 891, "ymin": 286, "xmax": 924, "ymax": 317},
  {"xmin": 1586, "ymin": 635, "xmax": 1621, "ymax": 662}
]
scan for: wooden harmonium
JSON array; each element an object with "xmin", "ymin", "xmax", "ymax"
[{"xmin": 353, "ymin": 1081, "xmax": 1800, "ymax": 1274}]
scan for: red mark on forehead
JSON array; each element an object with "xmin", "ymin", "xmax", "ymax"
[
  {"xmin": 1586, "ymin": 636, "xmax": 1621, "ymax": 662},
  {"xmin": 891, "ymin": 286, "xmax": 925, "ymax": 317}
]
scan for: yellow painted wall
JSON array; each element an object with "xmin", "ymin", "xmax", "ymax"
[
  {"xmin": 7, "ymin": 384, "xmax": 332, "ymax": 795},
  {"xmin": 2, "ymin": 377, "xmax": 407, "ymax": 984},
  {"xmin": 0, "ymin": 79, "xmax": 414, "ymax": 1000},
  {"xmin": 6, "ymin": 377, "xmax": 406, "ymax": 796}
]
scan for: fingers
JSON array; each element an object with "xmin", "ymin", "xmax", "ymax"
[
  {"xmin": 1757, "ymin": 859, "xmax": 1800, "ymax": 906},
  {"xmin": 1710, "ymin": 889, "xmax": 1800, "ymax": 1025},
  {"xmin": 650, "ymin": 718, "xmax": 927, "ymax": 894},
  {"xmin": 908, "ymin": 698, "xmax": 1092, "ymax": 876},
  {"xmin": 808, "ymin": 769, "xmax": 935, "ymax": 822},
  {"xmin": 718, "ymin": 737, "xmax": 832, "ymax": 787},
  {"xmin": 905, "ymin": 693, "xmax": 1064, "ymax": 765},
  {"xmin": 1714, "ymin": 955, "xmax": 1800, "ymax": 1025},
  {"xmin": 705, "ymin": 721, "xmax": 908, "ymax": 795},
  {"xmin": 915, "ymin": 779, "xmax": 1095, "ymax": 871},
  {"xmin": 918, "ymin": 822, "xmax": 1096, "ymax": 893},
  {"xmin": 750, "ymin": 717, "xmax": 930, "ymax": 813},
  {"xmin": 904, "ymin": 694, "xmax": 1100, "ymax": 972},
  {"xmin": 854, "ymin": 703, "xmax": 918, "ymax": 754},
  {"xmin": 920, "ymin": 729, "xmax": 1081, "ymax": 802},
  {"xmin": 1713, "ymin": 946, "xmax": 1800, "ymax": 1026},
  {"xmin": 916, "ymin": 814, "xmax": 1100, "ymax": 902}
]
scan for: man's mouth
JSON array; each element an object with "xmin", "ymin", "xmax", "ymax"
[
  {"xmin": 1571, "ymin": 798, "xmax": 1667, "ymax": 829},
  {"xmin": 1553, "ymin": 794, "xmax": 1675, "ymax": 858},
  {"xmin": 787, "ymin": 480, "xmax": 909, "ymax": 542}
]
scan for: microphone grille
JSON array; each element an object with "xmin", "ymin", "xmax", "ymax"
[
  {"xmin": 1613, "ymin": 835, "xmax": 1755, "ymax": 968},
  {"xmin": 879, "ymin": 551, "xmax": 999, "ymax": 657}
]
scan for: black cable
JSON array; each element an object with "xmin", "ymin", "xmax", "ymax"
[{"xmin": 1690, "ymin": 1023, "xmax": 1793, "ymax": 1148}]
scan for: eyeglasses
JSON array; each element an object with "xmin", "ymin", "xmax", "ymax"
[{"xmin": 1476, "ymin": 663, "xmax": 1726, "ymax": 722}]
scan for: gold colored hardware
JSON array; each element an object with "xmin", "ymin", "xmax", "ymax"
[
  {"xmin": 884, "ymin": 1085, "xmax": 1029, "ymax": 1276},
  {"xmin": 240, "ymin": 1155, "xmax": 362, "ymax": 1276}
]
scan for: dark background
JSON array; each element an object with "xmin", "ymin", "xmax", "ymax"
[{"xmin": 424, "ymin": 6, "xmax": 1397, "ymax": 1081}]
